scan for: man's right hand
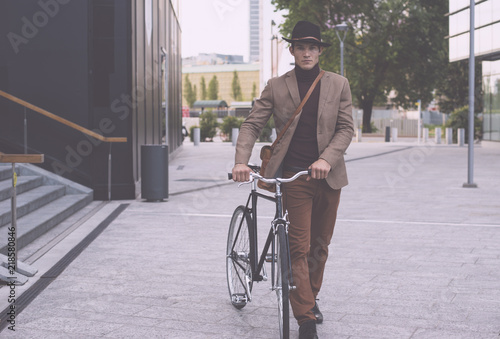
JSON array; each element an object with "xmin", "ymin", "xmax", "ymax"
[{"xmin": 232, "ymin": 164, "xmax": 252, "ymax": 182}]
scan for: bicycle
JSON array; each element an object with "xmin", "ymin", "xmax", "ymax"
[{"xmin": 226, "ymin": 165, "xmax": 311, "ymax": 339}]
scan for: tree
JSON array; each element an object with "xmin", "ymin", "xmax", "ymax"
[
  {"xmin": 200, "ymin": 76, "xmax": 207, "ymax": 100},
  {"xmin": 199, "ymin": 110, "xmax": 218, "ymax": 141},
  {"xmin": 183, "ymin": 74, "xmax": 196, "ymax": 107},
  {"xmin": 251, "ymin": 82, "xmax": 257, "ymax": 99},
  {"xmin": 220, "ymin": 115, "xmax": 244, "ymax": 142},
  {"xmin": 435, "ymin": 59, "xmax": 483, "ymax": 114},
  {"xmin": 272, "ymin": 0, "xmax": 449, "ymax": 132},
  {"xmin": 231, "ymin": 71, "xmax": 243, "ymax": 101},
  {"xmin": 445, "ymin": 106, "xmax": 482, "ymax": 142},
  {"xmin": 208, "ymin": 75, "xmax": 219, "ymax": 100}
]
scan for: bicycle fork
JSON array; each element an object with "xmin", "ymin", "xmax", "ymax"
[{"xmin": 269, "ymin": 219, "xmax": 295, "ymax": 292}]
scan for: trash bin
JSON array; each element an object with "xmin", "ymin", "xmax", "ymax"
[{"xmin": 141, "ymin": 145, "xmax": 168, "ymax": 201}]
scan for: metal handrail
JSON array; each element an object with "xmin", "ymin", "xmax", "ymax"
[
  {"xmin": 0, "ymin": 152, "xmax": 44, "ymax": 284},
  {"xmin": 0, "ymin": 90, "xmax": 126, "ymax": 143},
  {"xmin": 0, "ymin": 90, "xmax": 127, "ymax": 200}
]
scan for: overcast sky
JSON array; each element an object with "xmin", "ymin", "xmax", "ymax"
[
  {"xmin": 180, "ymin": 0, "xmax": 295, "ymax": 84},
  {"xmin": 180, "ymin": 0, "xmax": 249, "ymax": 58},
  {"xmin": 180, "ymin": 0, "xmax": 291, "ymax": 60}
]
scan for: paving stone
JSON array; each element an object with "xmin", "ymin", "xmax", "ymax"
[{"xmin": 0, "ymin": 139, "xmax": 498, "ymax": 338}]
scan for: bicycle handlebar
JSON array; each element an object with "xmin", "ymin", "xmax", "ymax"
[{"xmin": 228, "ymin": 169, "xmax": 311, "ymax": 185}]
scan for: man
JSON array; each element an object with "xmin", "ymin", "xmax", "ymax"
[{"xmin": 232, "ymin": 20, "xmax": 353, "ymax": 339}]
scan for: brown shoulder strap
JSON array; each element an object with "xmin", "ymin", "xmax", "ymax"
[{"xmin": 270, "ymin": 70, "xmax": 325, "ymax": 148}]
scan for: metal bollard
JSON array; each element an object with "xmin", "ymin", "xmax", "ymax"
[
  {"xmin": 232, "ymin": 128, "xmax": 239, "ymax": 146},
  {"xmin": 445, "ymin": 127, "xmax": 453, "ymax": 144},
  {"xmin": 435, "ymin": 127, "xmax": 442, "ymax": 144},
  {"xmin": 458, "ymin": 128, "xmax": 465, "ymax": 146},
  {"xmin": 385, "ymin": 126, "xmax": 391, "ymax": 142},
  {"xmin": 391, "ymin": 128, "xmax": 398, "ymax": 142},
  {"xmin": 423, "ymin": 128, "xmax": 429, "ymax": 143},
  {"xmin": 356, "ymin": 128, "xmax": 362, "ymax": 142},
  {"xmin": 193, "ymin": 128, "xmax": 200, "ymax": 146}
]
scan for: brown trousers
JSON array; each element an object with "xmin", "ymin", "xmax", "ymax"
[{"xmin": 283, "ymin": 171, "xmax": 341, "ymax": 325}]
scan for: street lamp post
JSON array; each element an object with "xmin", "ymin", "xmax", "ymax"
[
  {"xmin": 334, "ymin": 22, "xmax": 348, "ymax": 76},
  {"xmin": 463, "ymin": 0, "xmax": 477, "ymax": 188}
]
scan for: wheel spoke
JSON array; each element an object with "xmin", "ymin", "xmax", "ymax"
[
  {"xmin": 226, "ymin": 206, "xmax": 254, "ymax": 310},
  {"xmin": 276, "ymin": 224, "xmax": 289, "ymax": 339}
]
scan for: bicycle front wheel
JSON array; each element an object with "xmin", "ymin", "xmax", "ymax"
[
  {"xmin": 226, "ymin": 206, "xmax": 254, "ymax": 309},
  {"xmin": 276, "ymin": 223, "xmax": 290, "ymax": 339}
]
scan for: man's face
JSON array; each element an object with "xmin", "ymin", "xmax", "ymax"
[{"xmin": 289, "ymin": 42, "xmax": 323, "ymax": 71}]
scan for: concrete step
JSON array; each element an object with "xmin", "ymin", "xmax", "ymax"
[
  {"xmin": 0, "ymin": 185, "xmax": 66, "ymax": 227},
  {"xmin": 0, "ymin": 193, "xmax": 93, "ymax": 254},
  {"xmin": 0, "ymin": 163, "xmax": 93, "ymax": 268},
  {"xmin": 0, "ymin": 166, "xmax": 12, "ymax": 181},
  {"xmin": 0, "ymin": 175, "xmax": 43, "ymax": 201}
]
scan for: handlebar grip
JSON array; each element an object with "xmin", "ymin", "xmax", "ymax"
[{"xmin": 228, "ymin": 173, "xmax": 233, "ymax": 180}]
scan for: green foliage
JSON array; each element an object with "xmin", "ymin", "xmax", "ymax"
[
  {"xmin": 251, "ymin": 82, "xmax": 257, "ymax": 99},
  {"xmin": 200, "ymin": 76, "xmax": 207, "ymax": 100},
  {"xmin": 208, "ymin": 75, "xmax": 219, "ymax": 100},
  {"xmin": 272, "ymin": 0, "xmax": 449, "ymax": 133},
  {"xmin": 231, "ymin": 71, "xmax": 243, "ymax": 101},
  {"xmin": 259, "ymin": 116, "xmax": 275, "ymax": 142},
  {"xmin": 220, "ymin": 116, "xmax": 244, "ymax": 142},
  {"xmin": 199, "ymin": 110, "xmax": 219, "ymax": 141},
  {"xmin": 183, "ymin": 75, "xmax": 196, "ymax": 107},
  {"xmin": 435, "ymin": 60, "xmax": 483, "ymax": 114},
  {"xmin": 445, "ymin": 106, "xmax": 482, "ymax": 142}
]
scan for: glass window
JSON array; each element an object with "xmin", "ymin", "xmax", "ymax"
[
  {"xmin": 476, "ymin": 25, "xmax": 492, "ymax": 56},
  {"xmin": 483, "ymin": 60, "xmax": 500, "ymax": 141},
  {"xmin": 450, "ymin": 9, "xmax": 469, "ymax": 37},
  {"xmin": 475, "ymin": 1, "xmax": 492, "ymax": 28},
  {"xmin": 450, "ymin": 0, "xmax": 469, "ymax": 14},
  {"xmin": 450, "ymin": 33, "xmax": 470, "ymax": 61},
  {"xmin": 493, "ymin": 0, "xmax": 500, "ymax": 21}
]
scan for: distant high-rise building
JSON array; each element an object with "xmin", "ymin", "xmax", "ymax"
[{"xmin": 249, "ymin": 0, "xmax": 261, "ymax": 63}]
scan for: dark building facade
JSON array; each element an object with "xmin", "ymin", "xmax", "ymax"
[{"xmin": 0, "ymin": 0, "xmax": 182, "ymax": 199}]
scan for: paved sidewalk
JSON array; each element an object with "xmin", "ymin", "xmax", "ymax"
[{"xmin": 0, "ymin": 138, "xmax": 499, "ymax": 338}]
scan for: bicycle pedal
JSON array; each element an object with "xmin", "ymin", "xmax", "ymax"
[{"xmin": 265, "ymin": 254, "xmax": 277, "ymax": 262}]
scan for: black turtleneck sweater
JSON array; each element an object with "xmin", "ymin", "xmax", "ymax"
[{"xmin": 284, "ymin": 63, "xmax": 321, "ymax": 169}]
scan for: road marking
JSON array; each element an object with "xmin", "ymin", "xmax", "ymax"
[
  {"xmin": 162, "ymin": 213, "xmax": 500, "ymax": 228},
  {"xmin": 339, "ymin": 218, "xmax": 500, "ymax": 228}
]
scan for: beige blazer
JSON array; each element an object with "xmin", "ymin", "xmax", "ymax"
[{"xmin": 235, "ymin": 68, "xmax": 354, "ymax": 189}]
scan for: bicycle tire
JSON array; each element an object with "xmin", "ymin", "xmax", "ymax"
[
  {"xmin": 226, "ymin": 205, "xmax": 254, "ymax": 309},
  {"xmin": 276, "ymin": 223, "xmax": 290, "ymax": 339}
]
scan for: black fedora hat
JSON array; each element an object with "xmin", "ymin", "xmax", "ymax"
[{"xmin": 283, "ymin": 20, "xmax": 331, "ymax": 47}]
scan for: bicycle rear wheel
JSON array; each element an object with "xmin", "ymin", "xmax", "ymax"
[
  {"xmin": 226, "ymin": 206, "xmax": 254, "ymax": 309},
  {"xmin": 276, "ymin": 223, "xmax": 290, "ymax": 339}
]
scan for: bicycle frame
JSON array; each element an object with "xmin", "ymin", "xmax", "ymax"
[
  {"xmin": 238, "ymin": 178, "xmax": 294, "ymax": 292},
  {"xmin": 227, "ymin": 169, "xmax": 310, "ymax": 339}
]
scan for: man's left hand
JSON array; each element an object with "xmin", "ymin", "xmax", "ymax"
[{"xmin": 308, "ymin": 159, "xmax": 331, "ymax": 181}]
